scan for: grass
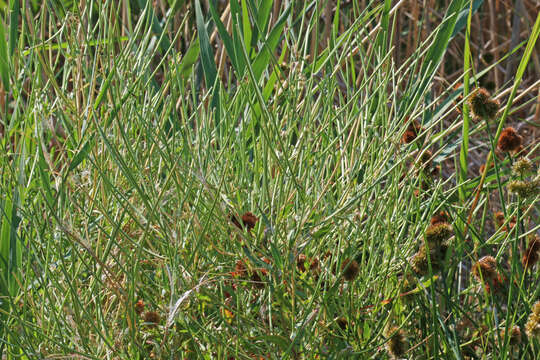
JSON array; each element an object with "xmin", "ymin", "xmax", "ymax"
[{"xmin": 0, "ymin": 0, "xmax": 539, "ymax": 358}]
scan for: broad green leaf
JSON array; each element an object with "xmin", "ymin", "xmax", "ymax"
[
  {"xmin": 208, "ymin": 0, "xmax": 242, "ymax": 74},
  {"xmin": 8, "ymin": 0, "xmax": 19, "ymax": 56},
  {"xmin": 252, "ymin": 4, "xmax": 291, "ymax": 81},
  {"xmin": 421, "ymin": 0, "xmax": 467, "ymax": 77},
  {"xmin": 178, "ymin": 38, "xmax": 200, "ymax": 80},
  {"xmin": 195, "ymin": 0, "xmax": 218, "ymax": 88},
  {"xmin": 255, "ymin": 0, "xmax": 273, "ymax": 35},
  {"xmin": 241, "ymin": 0, "xmax": 252, "ymax": 56}
]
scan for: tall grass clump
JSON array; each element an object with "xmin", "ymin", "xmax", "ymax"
[{"xmin": 0, "ymin": 0, "xmax": 539, "ymax": 358}]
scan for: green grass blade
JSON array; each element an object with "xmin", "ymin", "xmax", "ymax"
[
  {"xmin": 457, "ymin": 0, "xmax": 474, "ymax": 203},
  {"xmin": 195, "ymin": 0, "xmax": 218, "ymax": 89},
  {"xmin": 0, "ymin": 16, "xmax": 10, "ymax": 93},
  {"xmin": 240, "ymin": 0, "xmax": 252, "ymax": 55},
  {"xmin": 67, "ymin": 136, "xmax": 95, "ymax": 173},
  {"xmin": 136, "ymin": 0, "xmax": 171, "ymax": 53},
  {"xmin": 8, "ymin": 0, "xmax": 19, "ymax": 56},
  {"xmin": 251, "ymin": 3, "xmax": 291, "ymax": 82},
  {"xmin": 208, "ymin": 0, "xmax": 241, "ymax": 74},
  {"xmin": 178, "ymin": 37, "xmax": 200, "ymax": 80},
  {"xmin": 255, "ymin": 0, "xmax": 273, "ymax": 36},
  {"xmin": 421, "ymin": 0, "xmax": 466, "ymax": 76}
]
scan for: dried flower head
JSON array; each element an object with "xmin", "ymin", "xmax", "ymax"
[
  {"xmin": 479, "ymin": 162, "xmax": 494, "ymax": 176},
  {"xmin": 425, "ymin": 223, "xmax": 453, "ymax": 246},
  {"xmin": 385, "ymin": 327, "xmax": 408, "ymax": 358},
  {"xmin": 473, "ymin": 256, "xmax": 498, "ymax": 283},
  {"xmin": 522, "ymin": 235, "xmax": 540, "ymax": 269},
  {"xmin": 231, "ymin": 212, "xmax": 259, "ymax": 231},
  {"xmin": 135, "ymin": 299, "xmax": 145, "ymax": 315},
  {"xmin": 411, "ymin": 243, "xmax": 448, "ymax": 275},
  {"xmin": 533, "ymin": 301, "xmax": 540, "ymax": 316},
  {"xmin": 400, "ymin": 274, "xmax": 417, "ymax": 294},
  {"xmin": 469, "ymin": 88, "xmax": 499, "ymax": 120},
  {"xmin": 401, "ymin": 118, "xmax": 423, "ymax": 144},
  {"xmin": 250, "ymin": 271, "xmax": 265, "ymax": 289},
  {"xmin": 401, "ymin": 130, "xmax": 417, "ymax": 144},
  {"xmin": 143, "ymin": 311, "xmax": 160, "ymax": 326},
  {"xmin": 494, "ymin": 211, "xmax": 505, "ymax": 228},
  {"xmin": 232, "ymin": 259, "xmax": 247, "ymax": 278},
  {"xmin": 310, "ymin": 257, "xmax": 320, "ymax": 273},
  {"xmin": 336, "ymin": 317, "xmax": 348, "ymax": 330},
  {"xmin": 297, "ymin": 254, "xmax": 307, "ymax": 272},
  {"xmin": 501, "ymin": 325, "xmax": 522, "ymax": 346},
  {"xmin": 341, "ymin": 259, "xmax": 360, "ymax": 281},
  {"xmin": 411, "ymin": 247, "xmax": 429, "ymax": 275},
  {"xmin": 399, "ymin": 274, "xmax": 418, "ymax": 304},
  {"xmin": 525, "ymin": 301, "xmax": 540, "ymax": 339},
  {"xmin": 260, "ymin": 257, "xmax": 271, "ymax": 275},
  {"xmin": 418, "ymin": 150, "xmax": 433, "ymax": 168},
  {"xmin": 512, "ymin": 157, "xmax": 533, "ymax": 176},
  {"xmin": 494, "ymin": 211, "xmax": 516, "ymax": 232},
  {"xmin": 497, "ymin": 127, "xmax": 522, "ymax": 152},
  {"xmin": 430, "ymin": 211, "xmax": 449, "ymax": 226},
  {"xmin": 508, "ymin": 179, "xmax": 540, "ymax": 199},
  {"xmin": 295, "ymin": 254, "xmax": 319, "ymax": 275}
]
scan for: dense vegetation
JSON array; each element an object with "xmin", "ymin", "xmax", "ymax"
[{"xmin": 0, "ymin": 0, "xmax": 539, "ymax": 358}]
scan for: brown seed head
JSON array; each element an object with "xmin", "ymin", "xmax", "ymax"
[
  {"xmin": 250, "ymin": 271, "xmax": 265, "ymax": 289},
  {"xmin": 501, "ymin": 325, "xmax": 522, "ymax": 346},
  {"xmin": 494, "ymin": 211, "xmax": 505, "ymax": 228},
  {"xmin": 411, "ymin": 247, "xmax": 429, "ymax": 275},
  {"xmin": 469, "ymin": 88, "xmax": 499, "ymax": 120},
  {"xmin": 233, "ymin": 260, "xmax": 247, "ymax": 278},
  {"xmin": 522, "ymin": 235, "xmax": 540, "ymax": 269},
  {"xmin": 430, "ymin": 211, "xmax": 449, "ymax": 226},
  {"xmin": 508, "ymin": 179, "xmax": 539, "ymax": 199},
  {"xmin": 479, "ymin": 162, "xmax": 494, "ymax": 176},
  {"xmin": 411, "ymin": 243, "xmax": 448, "ymax": 275},
  {"xmin": 231, "ymin": 212, "xmax": 259, "ymax": 231},
  {"xmin": 297, "ymin": 254, "xmax": 307, "ymax": 272},
  {"xmin": 419, "ymin": 150, "xmax": 433, "ymax": 167},
  {"xmin": 341, "ymin": 259, "xmax": 360, "ymax": 281},
  {"xmin": 135, "ymin": 299, "xmax": 145, "ymax": 315},
  {"xmin": 494, "ymin": 211, "xmax": 516, "ymax": 232},
  {"xmin": 401, "ymin": 118, "xmax": 423, "ymax": 144},
  {"xmin": 525, "ymin": 301, "xmax": 540, "ymax": 339},
  {"xmin": 143, "ymin": 311, "xmax": 160, "ymax": 326},
  {"xmin": 242, "ymin": 212, "xmax": 258, "ymax": 230},
  {"xmin": 497, "ymin": 127, "xmax": 522, "ymax": 152},
  {"xmin": 385, "ymin": 327, "xmax": 408, "ymax": 358},
  {"xmin": 533, "ymin": 301, "xmax": 540, "ymax": 316},
  {"xmin": 310, "ymin": 257, "xmax": 320, "ymax": 272},
  {"xmin": 512, "ymin": 157, "xmax": 533, "ymax": 176},
  {"xmin": 472, "ymin": 256, "xmax": 497, "ymax": 282},
  {"xmin": 425, "ymin": 223, "xmax": 453, "ymax": 246},
  {"xmin": 336, "ymin": 317, "xmax": 348, "ymax": 330},
  {"xmin": 401, "ymin": 130, "xmax": 417, "ymax": 144}
]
